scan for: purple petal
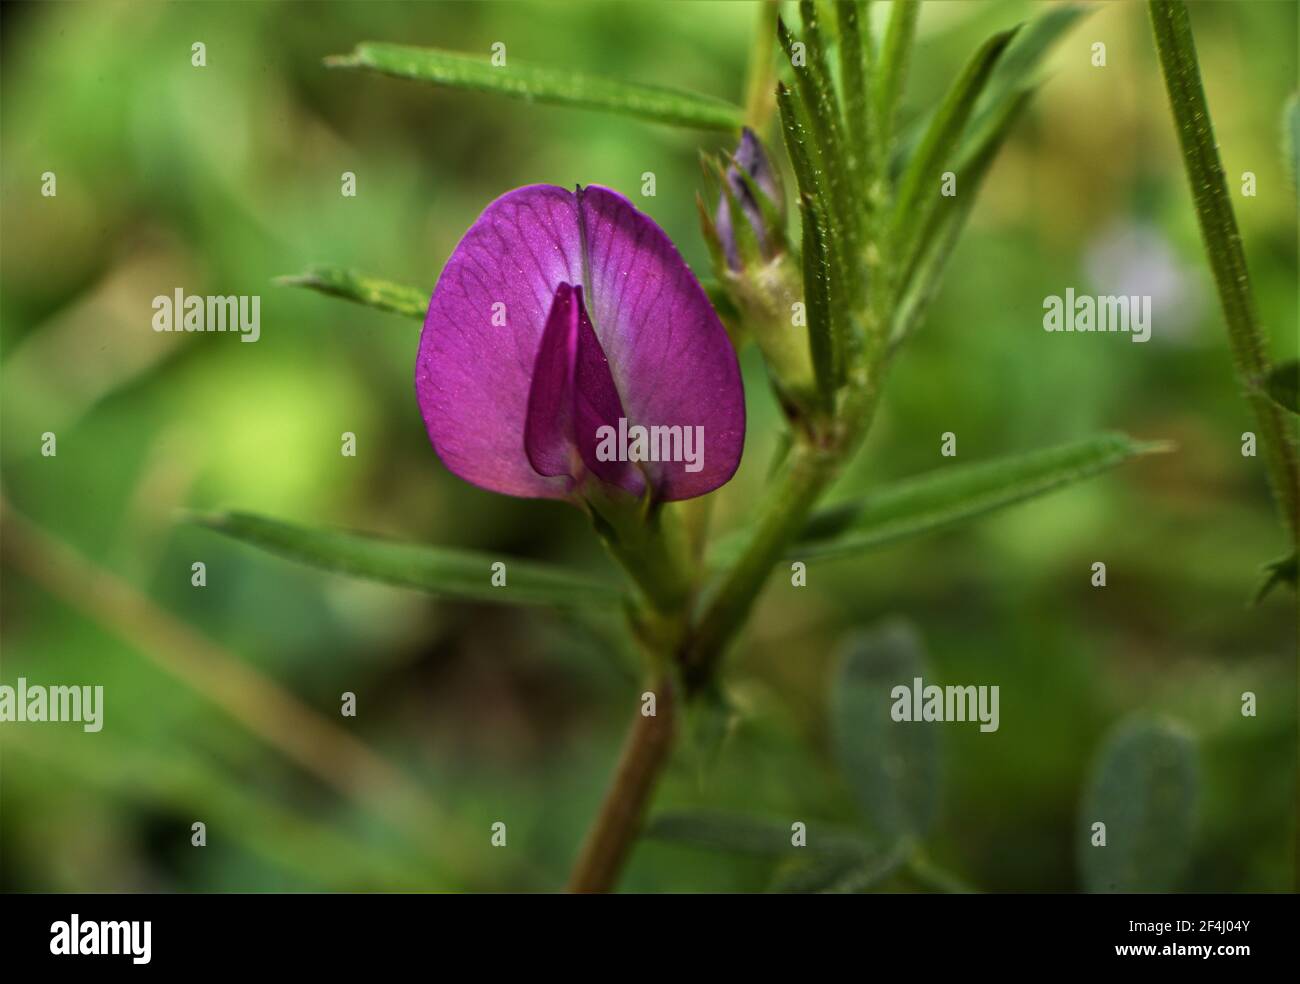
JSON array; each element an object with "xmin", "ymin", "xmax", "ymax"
[
  {"xmin": 523, "ymin": 282, "xmax": 580, "ymax": 483},
  {"xmin": 417, "ymin": 184, "xmax": 744, "ymax": 501},
  {"xmin": 572, "ymin": 291, "xmax": 642, "ymax": 494},
  {"xmin": 578, "ymin": 186, "xmax": 744, "ymax": 499}
]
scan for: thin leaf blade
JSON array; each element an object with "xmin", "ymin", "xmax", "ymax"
[
  {"xmin": 798, "ymin": 433, "xmax": 1168, "ymax": 561},
  {"xmin": 326, "ymin": 43, "xmax": 743, "ymax": 130},
  {"xmin": 191, "ymin": 511, "xmax": 624, "ymax": 607},
  {"xmin": 277, "ymin": 267, "xmax": 429, "ymax": 321},
  {"xmin": 891, "ymin": 27, "xmax": 1018, "ymax": 267}
]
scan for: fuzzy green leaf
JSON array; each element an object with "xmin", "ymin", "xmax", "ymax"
[
  {"xmin": 325, "ymin": 43, "xmax": 743, "ymax": 130},
  {"xmin": 832, "ymin": 621, "xmax": 939, "ymax": 840},
  {"xmin": 1079, "ymin": 718, "xmax": 1198, "ymax": 893},
  {"xmin": 276, "ymin": 267, "xmax": 428, "ymax": 321},
  {"xmin": 191, "ymin": 511, "xmax": 624, "ymax": 607},
  {"xmin": 797, "ymin": 433, "xmax": 1167, "ymax": 561},
  {"xmin": 836, "ymin": 0, "xmax": 873, "ymax": 182},
  {"xmin": 798, "ymin": 192, "xmax": 839, "ymax": 399}
]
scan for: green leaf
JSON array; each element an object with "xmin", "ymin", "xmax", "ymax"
[
  {"xmin": 874, "ymin": 0, "xmax": 919, "ymax": 160},
  {"xmin": 792, "ymin": 2, "xmax": 860, "ymax": 254},
  {"xmin": 1148, "ymin": 0, "xmax": 1300, "ymax": 538},
  {"xmin": 191, "ymin": 511, "xmax": 624, "ymax": 607},
  {"xmin": 894, "ymin": 88, "xmax": 1032, "ymax": 344},
  {"xmin": 831, "ymin": 621, "xmax": 939, "ymax": 840},
  {"xmin": 276, "ymin": 266, "xmax": 428, "ymax": 322},
  {"xmin": 1261, "ymin": 359, "xmax": 1300, "ymax": 415},
  {"xmin": 796, "ymin": 432, "xmax": 1168, "ymax": 561},
  {"xmin": 1079, "ymin": 718, "xmax": 1198, "ymax": 893},
  {"xmin": 797, "ymin": 191, "xmax": 839, "ymax": 401},
  {"xmin": 890, "ymin": 27, "xmax": 1018, "ymax": 268},
  {"xmin": 836, "ymin": 0, "xmax": 873, "ymax": 183},
  {"xmin": 325, "ymin": 43, "xmax": 743, "ymax": 131},
  {"xmin": 644, "ymin": 810, "xmax": 870, "ymax": 858},
  {"xmin": 967, "ymin": 2, "xmax": 1089, "ymax": 143}
]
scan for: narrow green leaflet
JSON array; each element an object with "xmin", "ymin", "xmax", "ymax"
[
  {"xmin": 277, "ymin": 266, "xmax": 428, "ymax": 321},
  {"xmin": 890, "ymin": 27, "xmax": 1017, "ymax": 268},
  {"xmin": 1079, "ymin": 718, "xmax": 1198, "ymax": 893},
  {"xmin": 191, "ymin": 511, "xmax": 624, "ymax": 607},
  {"xmin": 836, "ymin": 0, "xmax": 872, "ymax": 180},
  {"xmin": 892, "ymin": 4, "xmax": 1088, "ymax": 309},
  {"xmin": 894, "ymin": 89, "xmax": 1032, "ymax": 343},
  {"xmin": 874, "ymin": 0, "xmax": 919, "ymax": 159},
  {"xmin": 325, "ymin": 43, "xmax": 743, "ymax": 131},
  {"xmin": 796, "ymin": 433, "xmax": 1166, "ymax": 561},
  {"xmin": 644, "ymin": 810, "xmax": 871, "ymax": 858},
  {"xmin": 831, "ymin": 621, "xmax": 939, "ymax": 840},
  {"xmin": 967, "ymin": 2, "xmax": 1089, "ymax": 145}
]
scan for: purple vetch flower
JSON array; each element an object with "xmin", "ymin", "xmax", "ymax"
[
  {"xmin": 417, "ymin": 184, "xmax": 745, "ymax": 503},
  {"xmin": 715, "ymin": 126, "xmax": 783, "ymax": 270}
]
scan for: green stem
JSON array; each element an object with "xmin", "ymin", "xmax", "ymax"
[
  {"xmin": 1148, "ymin": 0, "xmax": 1300, "ymax": 539},
  {"xmin": 684, "ymin": 376, "xmax": 884, "ymax": 689},
  {"xmin": 585, "ymin": 487, "xmax": 694, "ymax": 614},
  {"xmin": 567, "ymin": 673, "xmax": 678, "ymax": 892},
  {"xmin": 683, "ymin": 442, "xmax": 839, "ymax": 684}
]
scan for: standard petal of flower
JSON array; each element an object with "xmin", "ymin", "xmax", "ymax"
[
  {"xmin": 417, "ymin": 185, "xmax": 582, "ymax": 499},
  {"xmin": 418, "ymin": 183, "xmax": 744, "ymax": 502},
  {"xmin": 578, "ymin": 185, "xmax": 745, "ymax": 499}
]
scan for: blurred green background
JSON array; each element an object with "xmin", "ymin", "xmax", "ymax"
[{"xmin": 1, "ymin": 0, "xmax": 1295, "ymax": 892}]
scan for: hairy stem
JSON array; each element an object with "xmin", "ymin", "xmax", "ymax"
[{"xmin": 1148, "ymin": 0, "xmax": 1300, "ymax": 539}]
